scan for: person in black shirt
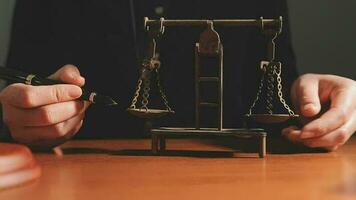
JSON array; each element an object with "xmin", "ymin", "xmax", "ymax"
[{"xmin": 0, "ymin": 0, "xmax": 355, "ymax": 150}]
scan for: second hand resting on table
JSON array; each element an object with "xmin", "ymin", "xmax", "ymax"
[
  {"xmin": 0, "ymin": 65, "xmax": 355, "ymax": 150},
  {"xmin": 283, "ymin": 74, "xmax": 356, "ymax": 151}
]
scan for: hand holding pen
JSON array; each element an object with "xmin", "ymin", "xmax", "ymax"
[{"xmin": 0, "ymin": 65, "xmax": 116, "ymax": 147}]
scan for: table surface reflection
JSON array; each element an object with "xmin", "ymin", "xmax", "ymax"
[{"xmin": 1, "ymin": 137, "xmax": 356, "ymax": 200}]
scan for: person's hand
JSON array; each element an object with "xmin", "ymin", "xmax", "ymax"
[
  {"xmin": 282, "ymin": 74, "xmax": 356, "ymax": 151},
  {"xmin": 0, "ymin": 65, "xmax": 90, "ymax": 147}
]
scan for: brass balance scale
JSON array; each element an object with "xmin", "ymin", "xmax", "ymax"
[{"xmin": 127, "ymin": 17, "xmax": 298, "ymax": 158}]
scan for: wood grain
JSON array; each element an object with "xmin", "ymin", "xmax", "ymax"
[{"xmin": 0, "ymin": 137, "xmax": 355, "ymax": 200}]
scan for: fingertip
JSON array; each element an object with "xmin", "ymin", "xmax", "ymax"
[
  {"xmin": 78, "ymin": 76, "xmax": 85, "ymax": 86},
  {"xmin": 67, "ymin": 85, "xmax": 82, "ymax": 99},
  {"xmin": 73, "ymin": 76, "xmax": 85, "ymax": 87},
  {"xmin": 281, "ymin": 126, "xmax": 302, "ymax": 143},
  {"xmin": 325, "ymin": 146, "xmax": 339, "ymax": 152},
  {"xmin": 281, "ymin": 128, "xmax": 288, "ymax": 136},
  {"xmin": 281, "ymin": 126, "xmax": 294, "ymax": 136},
  {"xmin": 50, "ymin": 65, "xmax": 83, "ymax": 85},
  {"xmin": 300, "ymin": 131, "xmax": 314, "ymax": 139},
  {"xmin": 78, "ymin": 76, "xmax": 85, "ymax": 84},
  {"xmin": 301, "ymin": 103, "xmax": 321, "ymax": 117}
]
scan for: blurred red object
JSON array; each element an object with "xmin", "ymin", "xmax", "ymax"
[{"xmin": 0, "ymin": 143, "xmax": 41, "ymax": 190}]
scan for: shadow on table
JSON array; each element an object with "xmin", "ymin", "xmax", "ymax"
[
  {"xmin": 208, "ymin": 137, "xmax": 328, "ymax": 154},
  {"xmin": 56, "ymin": 147, "xmax": 258, "ymax": 158},
  {"xmin": 32, "ymin": 137, "xmax": 327, "ymax": 157}
]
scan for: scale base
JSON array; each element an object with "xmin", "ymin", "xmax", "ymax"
[{"xmin": 150, "ymin": 127, "xmax": 267, "ymax": 158}]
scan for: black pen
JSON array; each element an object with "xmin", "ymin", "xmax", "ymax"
[{"xmin": 0, "ymin": 66, "xmax": 118, "ymax": 106}]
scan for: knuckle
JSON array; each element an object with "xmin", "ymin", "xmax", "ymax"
[
  {"xmin": 17, "ymin": 86, "xmax": 36, "ymax": 107},
  {"xmin": 62, "ymin": 64, "xmax": 79, "ymax": 76},
  {"xmin": 1, "ymin": 84, "xmax": 35, "ymax": 107},
  {"xmin": 39, "ymin": 107, "xmax": 55, "ymax": 124},
  {"xmin": 2, "ymin": 109, "xmax": 23, "ymax": 128},
  {"xmin": 301, "ymin": 96, "xmax": 315, "ymax": 104},
  {"xmin": 50, "ymin": 87, "xmax": 64, "ymax": 102},
  {"xmin": 338, "ymin": 109, "xmax": 348, "ymax": 124},
  {"xmin": 313, "ymin": 124, "xmax": 326, "ymax": 136},
  {"xmin": 63, "ymin": 64, "xmax": 77, "ymax": 70},
  {"xmin": 336, "ymin": 129, "xmax": 349, "ymax": 144},
  {"xmin": 299, "ymin": 73, "xmax": 316, "ymax": 82},
  {"xmin": 302, "ymin": 73, "xmax": 315, "ymax": 78},
  {"xmin": 0, "ymin": 84, "xmax": 16, "ymax": 96},
  {"xmin": 51, "ymin": 123, "xmax": 66, "ymax": 137}
]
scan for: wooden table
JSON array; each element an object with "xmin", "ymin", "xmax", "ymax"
[{"xmin": 1, "ymin": 137, "xmax": 356, "ymax": 200}]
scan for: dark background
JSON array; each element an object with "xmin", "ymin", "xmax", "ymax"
[
  {"xmin": 1, "ymin": 0, "xmax": 355, "ymax": 82},
  {"xmin": 288, "ymin": 0, "xmax": 356, "ymax": 79}
]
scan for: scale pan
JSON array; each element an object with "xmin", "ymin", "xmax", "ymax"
[
  {"xmin": 127, "ymin": 108, "xmax": 174, "ymax": 119},
  {"xmin": 246, "ymin": 114, "xmax": 299, "ymax": 123}
]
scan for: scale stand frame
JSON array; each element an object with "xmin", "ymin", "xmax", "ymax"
[{"xmin": 148, "ymin": 18, "xmax": 271, "ymax": 158}]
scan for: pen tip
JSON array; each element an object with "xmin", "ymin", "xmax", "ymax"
[
  {"xmin": 109, "ymin": 99, "xmax": 119, "ymax": 106},
  {"xmin": 93, "ymin": 95, "xmax": 118, "ymax": 106},
  {"xmin": 105, "ymin": 97, "xmax": 119, "ymax": 106}
]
